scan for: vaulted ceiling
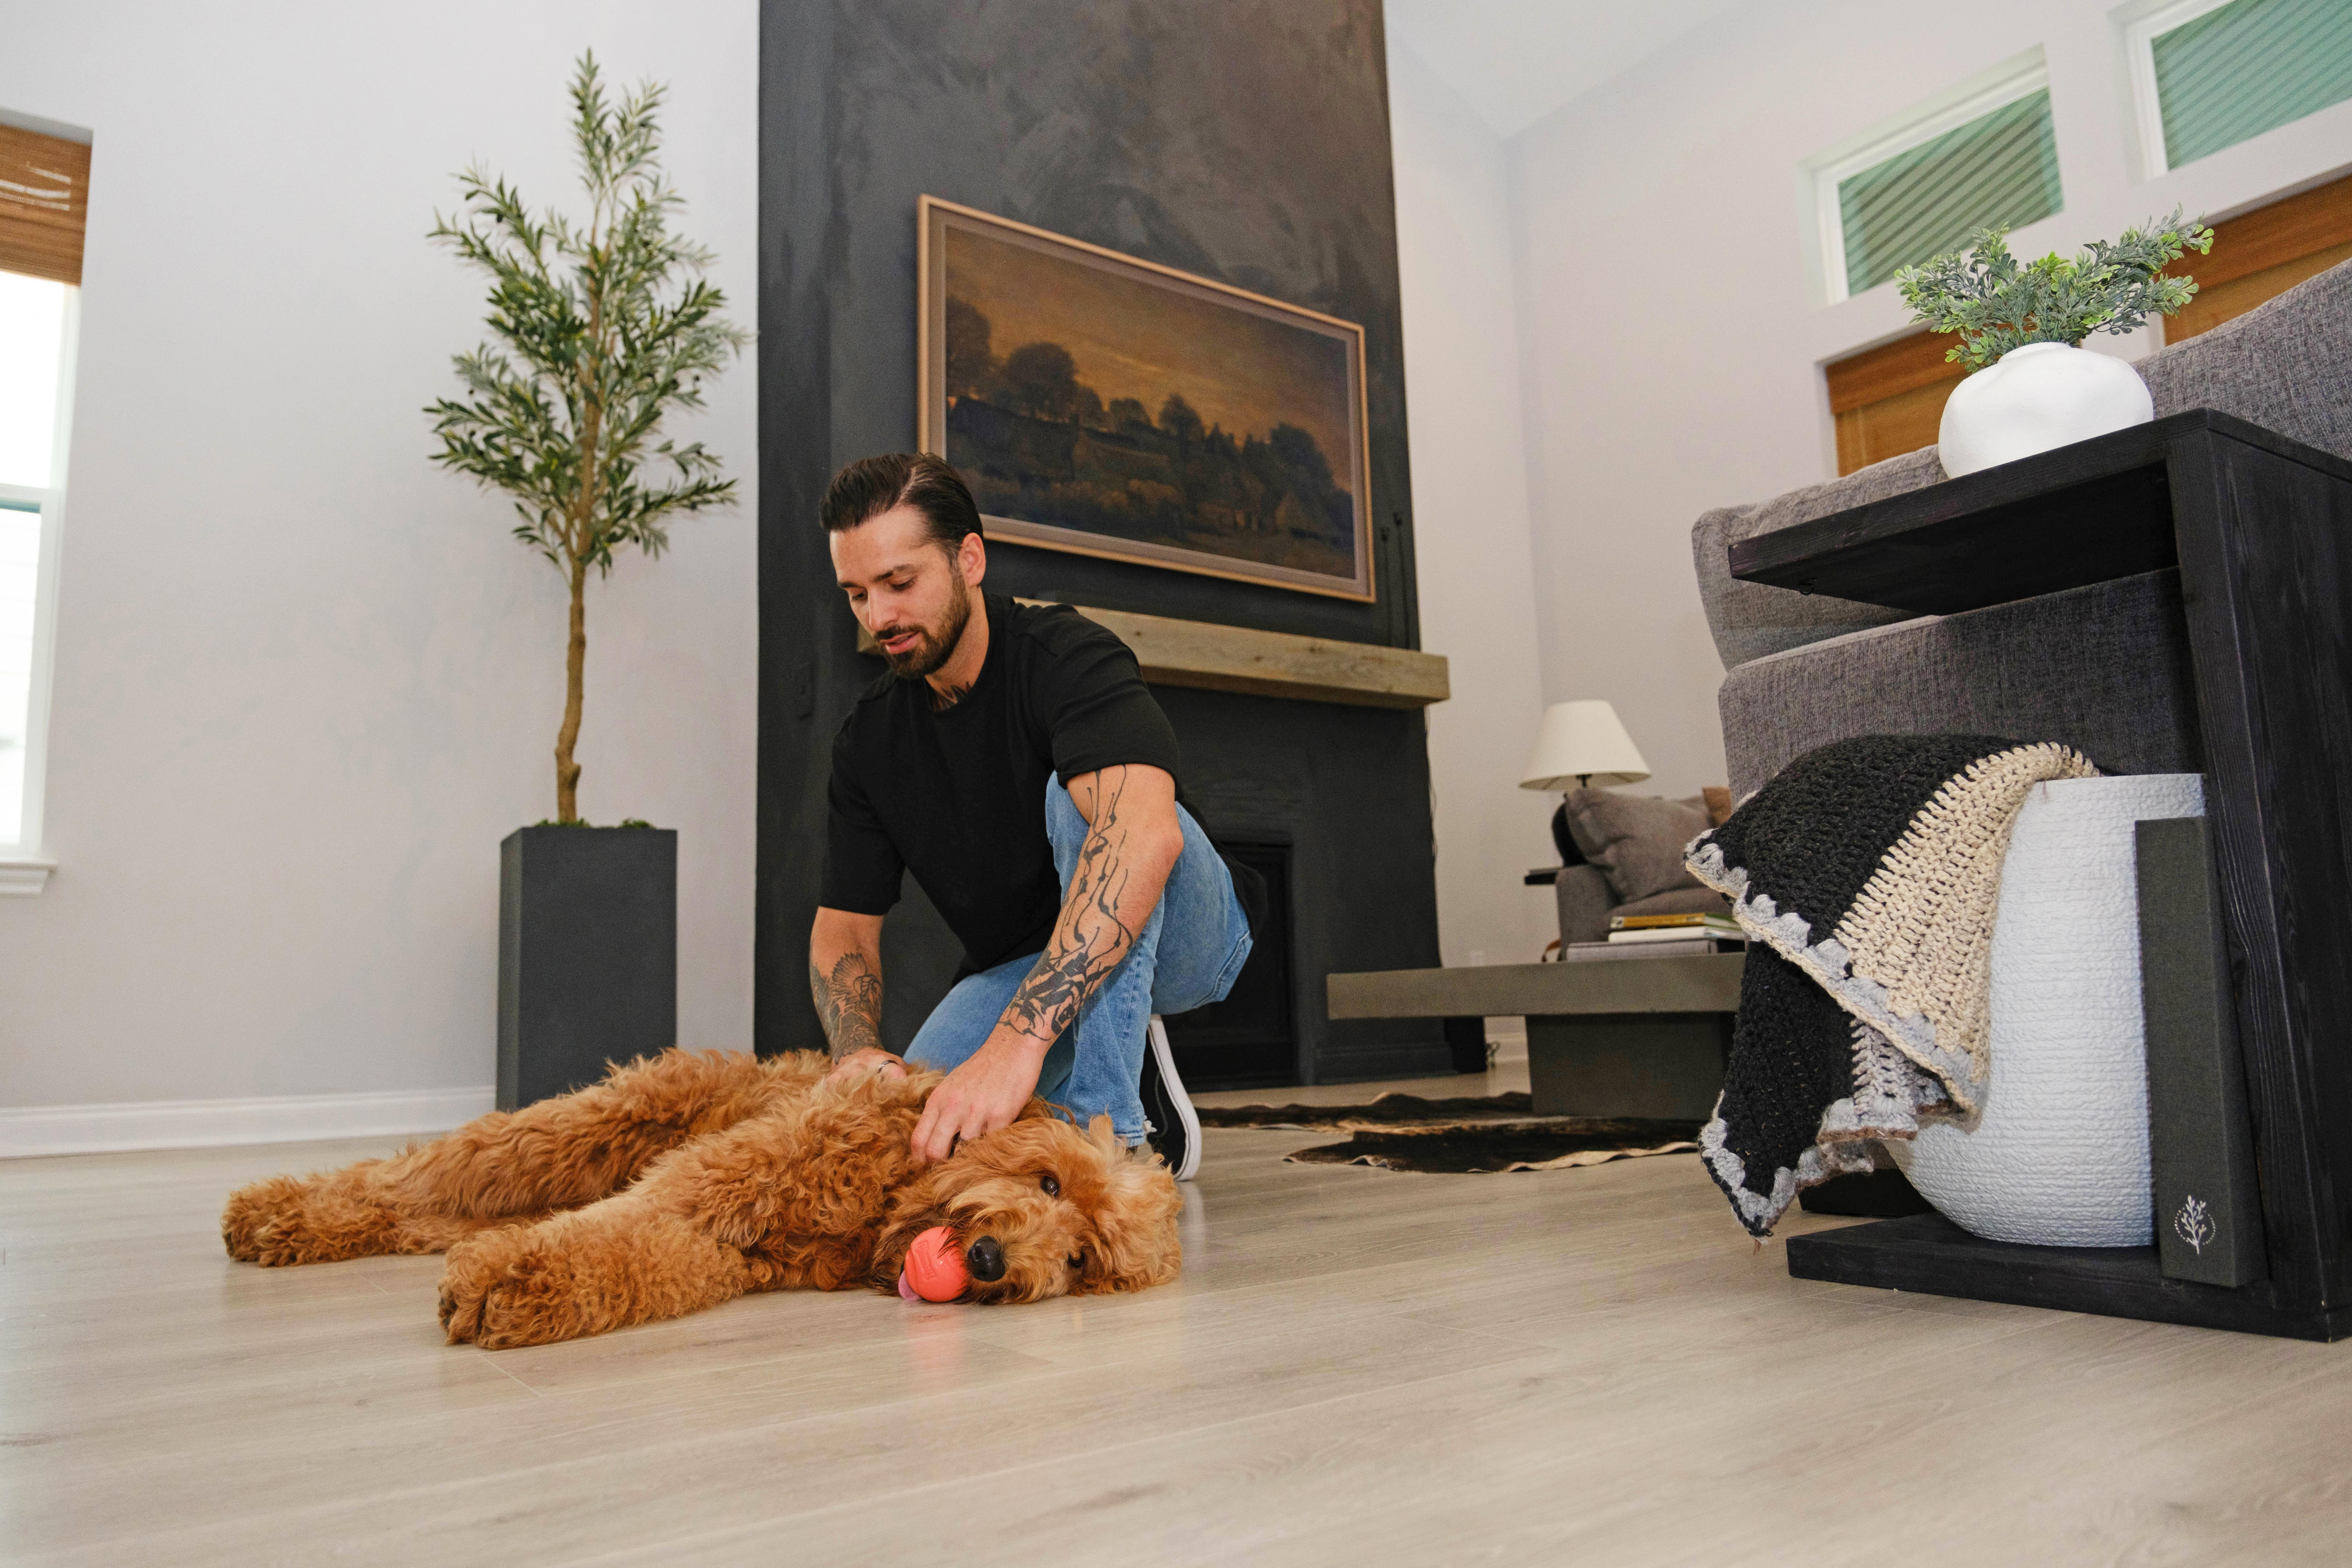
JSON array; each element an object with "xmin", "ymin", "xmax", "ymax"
[{"xmin": 1384, "ymin": 0, "xmax": 1753, "ymax": 139}]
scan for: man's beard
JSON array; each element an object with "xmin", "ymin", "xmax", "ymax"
[{"xmin": 876, "ymin": 583, "xmax": 973, "ymax": 680}]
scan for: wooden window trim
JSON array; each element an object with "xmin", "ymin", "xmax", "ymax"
[
  {"xmin": 1824, "ymin": 329, "xmax": 1963, "ymax": 416},
  {"xmin": 1826, "ymin": 329, "xmax": 1967, "ymax": 475},
  {"xmin": 2166, "ymin": 171, "xmax": 2352, "ymax": 342},
  {"xmin": 2167, "ymin": 170, "xmax": 2352, "ymax": 289},
  {"xmin": 0, "ymin": 123, "xmax": 92, "ymax": 286}
]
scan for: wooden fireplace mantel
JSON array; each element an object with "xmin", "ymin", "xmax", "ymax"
[{"xmin": 858, "ymin": 601, "xmax": 1450, "ymax": 709}]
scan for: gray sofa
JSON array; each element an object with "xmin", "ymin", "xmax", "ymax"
[
  {"xmin": 1549, "ymin": 790, "xmax": 1734, "ymax": 945},
  {"xmin": 1554, "ymin": 862, "xmax": 1727, "ymax": 947},
  {"xmin": 1693, "ymin": 259, "xmax": 2352, "ymax": 797}
]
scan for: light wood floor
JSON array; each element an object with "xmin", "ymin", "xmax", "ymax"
[{"xmin": 7, "ymin": 1065, "xmax": 2350, "ymax": 1566}]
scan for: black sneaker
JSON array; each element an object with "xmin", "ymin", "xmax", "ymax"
[{"xmin": 1139, "ymin": 1015, "xmax": 1201, "ymax": 1181}]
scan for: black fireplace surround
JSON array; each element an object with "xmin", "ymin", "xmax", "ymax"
[{"xmin": 753, "ymin": 0, "xmax": 1447, "ymax": 1084}]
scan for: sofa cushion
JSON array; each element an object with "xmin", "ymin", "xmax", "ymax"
[
  {"xmin": 1716, "ymin": 568, "xmax": 2201, "ymax": 797},
  {"xmin": 2139, "ymin": 255, "xmax": 2352, "ymax": 462},
  {"xmin": 1553, "ymin": 863, "xmax": 1615, "ymax": 946},
  {"xmin": 1692, "ymin": 452, "xmax": 1938, "ymax": 669},
  {"xmin": 1560, "ymin": 790, "xmax": 1713, "ymax": 903}
]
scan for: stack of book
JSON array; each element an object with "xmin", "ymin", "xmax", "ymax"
[
  {"xmin": 1607, "ymin": 911, "xmax": 1742, "ymax": 945},
  {"xmin": 1559, "ymin": 911, "xmax": 1745, "ymax": 962}
]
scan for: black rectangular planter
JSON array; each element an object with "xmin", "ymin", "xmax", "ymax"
[{"xmin": 498, "ymin": 826, "xmax": 677, "ymax": 1111}]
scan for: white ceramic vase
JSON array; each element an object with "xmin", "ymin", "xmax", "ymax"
[
  {"xmin": 1937, "ymin": 341, "xmax": 2154, "ymax": 478},
  {"xmin": 1887, "ymin": 774, "xmax": 2205, "ymax": 1247}
]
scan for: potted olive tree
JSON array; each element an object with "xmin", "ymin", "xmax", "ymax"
[
  {"xmin": 427, "ymin": 53, "xmax": 746, "ymax": 1107},
  {"xmin": 1897, "ymin": 210, "xmax": 2213, "ymax": 477}
]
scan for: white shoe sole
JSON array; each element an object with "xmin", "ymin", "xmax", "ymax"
[{"xmin": 1146, "ymin": 1015, "xmax": 1201, "ymax": 1182}]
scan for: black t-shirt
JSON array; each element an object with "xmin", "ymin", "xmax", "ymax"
[{"xmin": 821, "ymin": 592, "xmax": 1186, "ymax": 975}]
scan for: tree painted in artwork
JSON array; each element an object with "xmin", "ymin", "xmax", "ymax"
[
  {"xmin": 944, "ymin": 295, "xmax": 998, "ymax": 401},
  {"xmin": 1001, "ymin": 342, "xmax": 1084, "ymax": 423},
  {"xmin": 1157, "ymin": 393, "xmax": 1204, "ymax": 446},
  {"xmin": 426, "ymin": 52, "xmax": 747, "ymax": 823}
]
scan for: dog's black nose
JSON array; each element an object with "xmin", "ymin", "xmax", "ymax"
[{"xmin": 965, "ymin": 1236, "xmax": 1005, "ymax": 1282}]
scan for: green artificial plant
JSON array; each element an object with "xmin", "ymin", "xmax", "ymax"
[
  {"xmin": 1895, "ymin": 208, "xmax": 2216, "ymax": 372},
  {"xmin": 427, "ymin": 52, "xmax": 748, "ymax": 824}
]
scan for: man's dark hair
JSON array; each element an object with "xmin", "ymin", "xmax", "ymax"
[{"xmin": 820, "ymin": 453, "xmax": 982, "ymax": 552}]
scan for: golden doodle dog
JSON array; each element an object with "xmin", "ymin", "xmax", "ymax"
[{"xmin": 220, "ymin": 1049, "xmax": 1183, "ymax": 1347}]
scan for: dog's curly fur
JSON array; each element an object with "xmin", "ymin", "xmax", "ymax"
[{"xmin": 220, "ymin": 1049, "xmax": 1183, "ymax": 1348}]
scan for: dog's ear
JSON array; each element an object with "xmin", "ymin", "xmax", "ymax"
[{"xmin": 1079, "ymin": 1141, "xmax": 1184, "ymax": 1294}]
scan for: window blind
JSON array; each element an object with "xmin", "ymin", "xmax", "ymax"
[
  {"xmin": 0, "ymin": 123, "xmax": 91, "ymax": 287},
  {"xmin": 2154, "ymin": 0, "xmax": 2352, "ymax": 170},
  {"xmin": 1837, "ymin": 89, "xmax": 2063, "ymax": 296}
]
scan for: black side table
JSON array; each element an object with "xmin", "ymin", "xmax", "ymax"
[{"xmin": 1733, "ymin": 409, "xmax": 2352, "ymax": 1340}]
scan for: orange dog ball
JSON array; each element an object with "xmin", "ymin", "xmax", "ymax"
[{"xmin": 902, "ymin": 1225, "xmax": 970, "ymax": 1303}]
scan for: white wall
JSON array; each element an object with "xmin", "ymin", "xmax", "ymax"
[
  {"xmin": 0, "ymin": 3, "xmax": 759, "ymax": 1119},
  {"xmin": 1386, "ymin": 40, "xmax": 1561, "ymax": 970},
  {"xmin": 1506, "ymin": 0, "xmax": 2352, "ymax": 799}
]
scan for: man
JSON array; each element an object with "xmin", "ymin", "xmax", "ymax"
[{"xmin": 809, "ymin": 453, "xmax": 1253, "ymax": 1179}]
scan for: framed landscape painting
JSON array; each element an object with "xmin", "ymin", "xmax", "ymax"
[{"xmin": 919, "ymin": 196, "xmax": 1374, "ymax": 601}]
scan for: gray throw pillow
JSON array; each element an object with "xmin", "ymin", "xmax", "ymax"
[{"xmin": 1560, "ymin": 790, "xmax": 1713, "ymax": 905}]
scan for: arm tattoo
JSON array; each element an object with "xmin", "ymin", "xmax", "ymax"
[
  {"xmin": 810, "ymin": 950, "xmax": 885, "ymax": 1059},
  {"xmin": 1001, "ymin": 768, "xmax": 1146, "ymax": 1046}
]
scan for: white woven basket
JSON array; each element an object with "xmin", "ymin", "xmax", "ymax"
[{"xmin": 1888, "ymin": 773, "xmax": 2205, "ymax": 1247}]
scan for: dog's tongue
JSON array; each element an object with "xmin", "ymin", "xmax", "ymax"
[{"xmin": 901, "ymin": 1224, "xmax": 970, "ymax": 1302}]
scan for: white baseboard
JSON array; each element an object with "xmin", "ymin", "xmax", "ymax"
[{"xmin": 0, "ymin": 1084, "xmax": 496, "ymax": 1159}]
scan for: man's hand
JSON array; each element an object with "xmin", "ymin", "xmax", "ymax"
[
  {"xmin": 909, "ymin": 1029, "xmax": 1049, "ymax": 1165},
  {"xmin": 826, "ymin": 1047, "xmax": 908, "ymax": 1085}
]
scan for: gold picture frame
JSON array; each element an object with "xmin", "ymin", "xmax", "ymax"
[{"xmin": 918, "ymin": 196, "xmax": 1375, "ymax": 602}]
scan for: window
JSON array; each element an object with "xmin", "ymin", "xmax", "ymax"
[
  {"xmin": 1806, "ymin": 51, "xmax": 2064, "ymax": 303},
  {"xmin": 0, "ymin": 117, "xmax": 89, "ymax": 885},
  {"xmin": 2128, "ymin": 0, "xmax": 2352, "ymax": 177},
  {"xmin": 2164, "ymin": 170, "xmax": 2352, "ymax": 341}
]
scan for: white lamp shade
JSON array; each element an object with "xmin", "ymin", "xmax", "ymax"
[{"xmin": 1519, "ymin": 700, "xmax": 1651, "ymax": 791}]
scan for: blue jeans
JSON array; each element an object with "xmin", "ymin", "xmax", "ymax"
[{"xmin": 905, "ymin": 779, "xmax": 1253, "ymax": 1142}]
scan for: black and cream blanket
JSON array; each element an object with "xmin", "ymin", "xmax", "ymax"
[{"xmin": 1684, "ymin": 734, "xmax": 2098, "ymax": 1237}]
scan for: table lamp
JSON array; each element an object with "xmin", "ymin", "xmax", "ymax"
[{"xmin": 1519, "ymin": 700, "xmax": 1651, "ymax": 791}]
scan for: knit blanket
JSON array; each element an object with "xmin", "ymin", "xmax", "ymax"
[{"xmin": 1684, "ymin": 735, "xmax": 2098, "ymax": 1237}]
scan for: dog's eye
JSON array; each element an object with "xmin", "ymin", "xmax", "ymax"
[
  {"xmin": 1039, "ymin": 1174, "xmax": 1060, "ymax": 1197},
  {"xmin": 1068, "ymin": 1252, "xmax": 1085, "ymax": 1272}
]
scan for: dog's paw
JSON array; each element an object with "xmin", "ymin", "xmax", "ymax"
[
  {"xmin": 223, "ymin": 1174, "xmax": 398, "ymax": 1267},
  {"xmin": 439, "ymin": 1229, "xmax": 584, "ymax": 1349},
  {"xmin": 437, "ymin": 1238, "xmax": 496, "ymax": 1343},
  {"xmin": 222, "ymin": 1176, "xmax": 305, "ymax": 1261}
]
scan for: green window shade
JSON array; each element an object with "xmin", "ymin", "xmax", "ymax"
[
  {"xmin": 2154, "ymin": 0, "xmax": 2352, "ymax": 169},
  {"xmin": 1838, "ymin": 89, "xmax": 2063, "ymax": 295}
]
